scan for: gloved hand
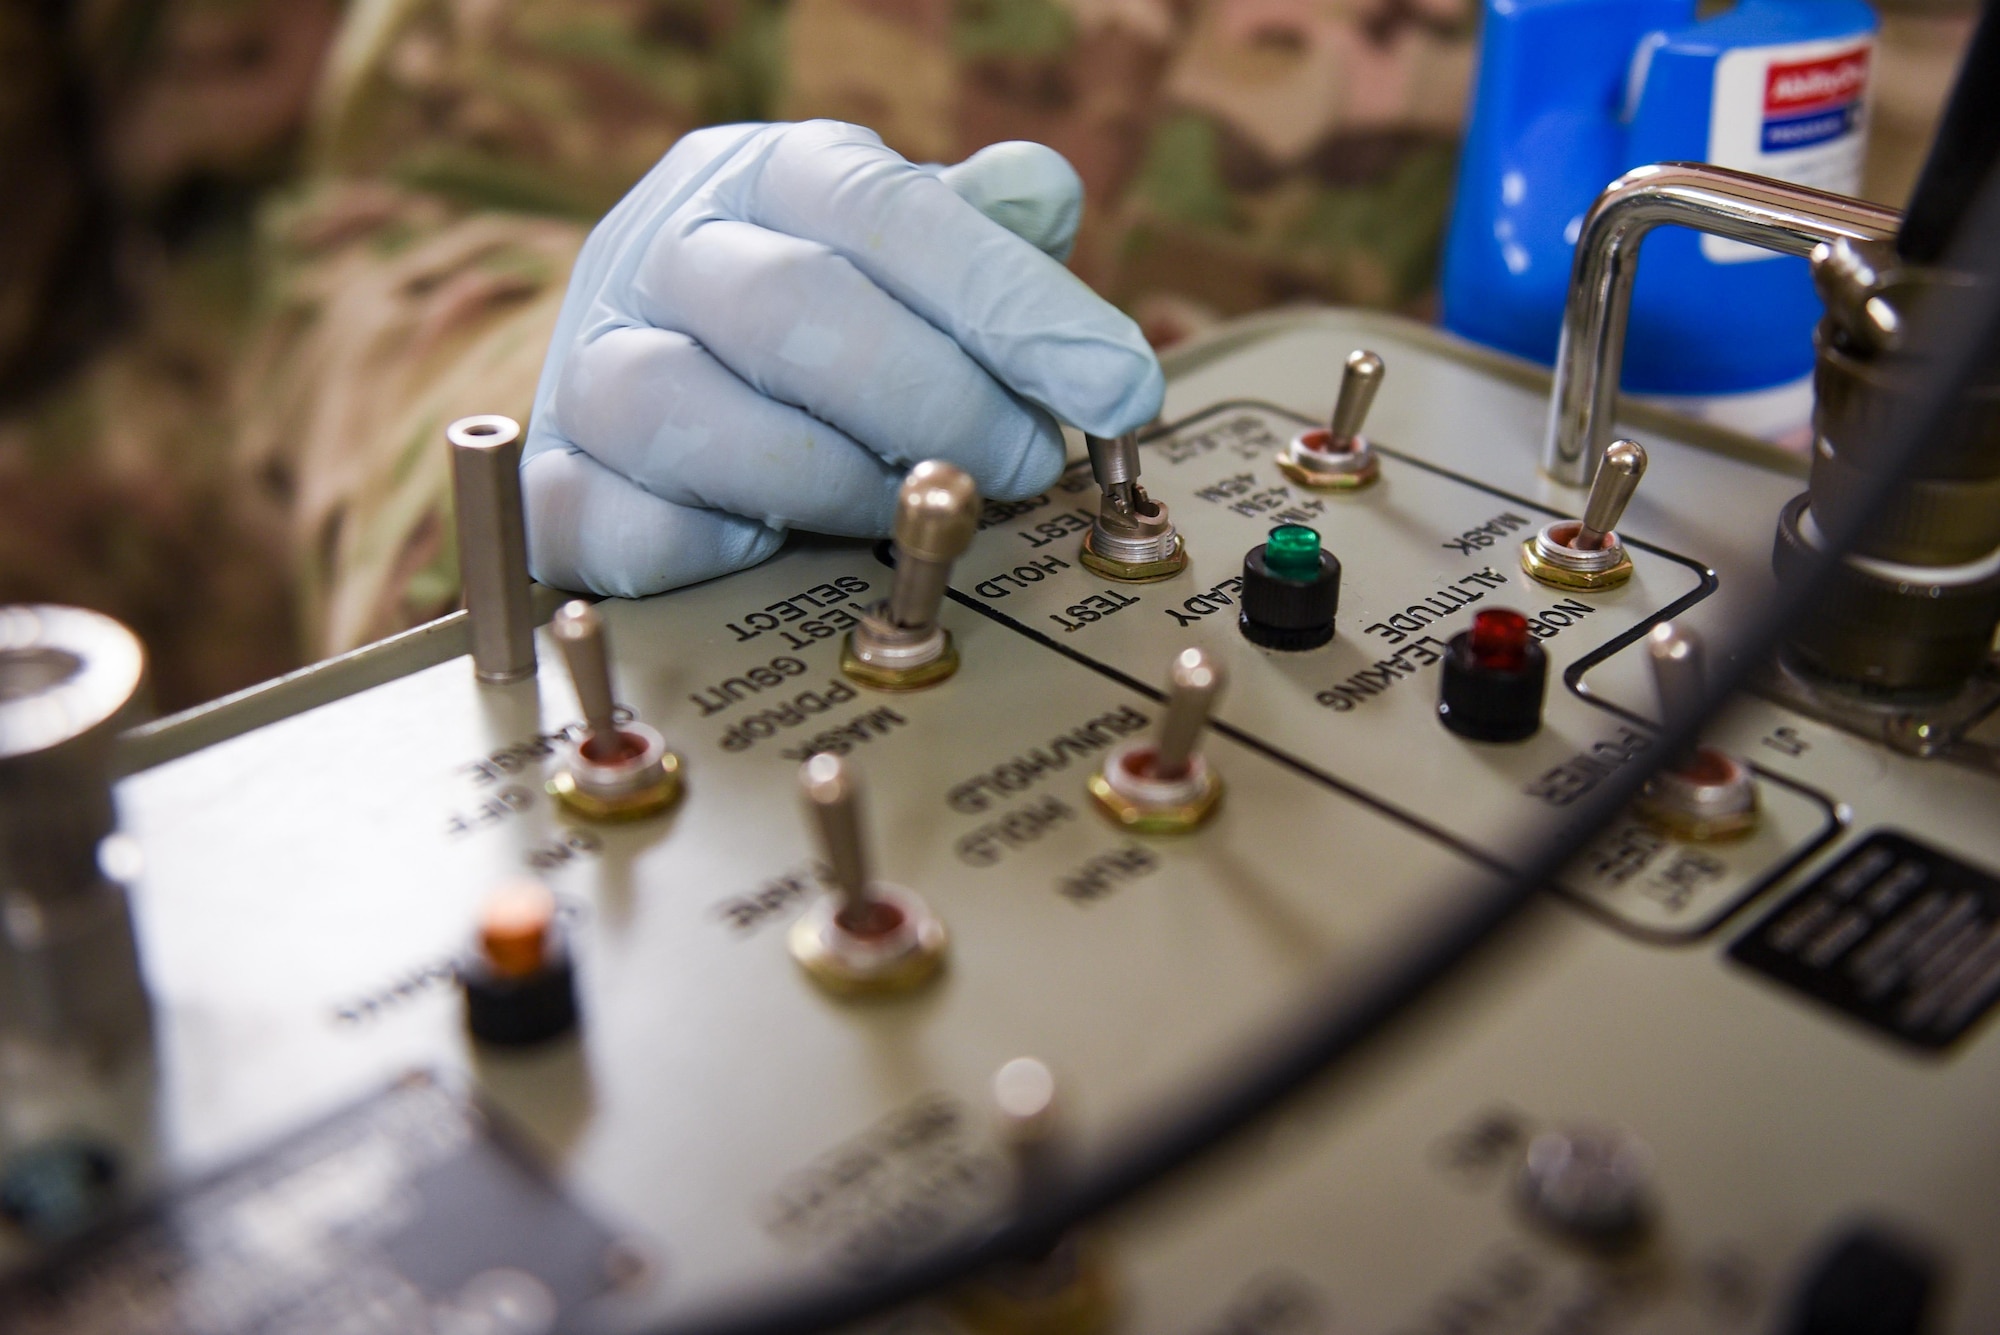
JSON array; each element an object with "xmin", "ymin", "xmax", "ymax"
[{"xmin": 522, "ymin": 120, "xmax": 1164, "ymax": 597}]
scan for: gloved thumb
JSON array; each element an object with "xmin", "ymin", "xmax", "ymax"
[{"xmin": 927, "ymin": 141, "xmax": 1085, "ymax": 262}]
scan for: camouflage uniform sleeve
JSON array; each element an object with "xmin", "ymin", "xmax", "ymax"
[{"xmin": 251, "ymin": 0, "xmax": 791, "ymax": 656}]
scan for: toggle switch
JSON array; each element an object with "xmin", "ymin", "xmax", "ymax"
[
  {"xmin": 1634, "ymin": 623, "xmax": 1758, "ymax": 840},
  {"xmin": 1517, "ymin": 1122, "xmax": 1655, "ymax": 1249},
  {"xmin": 1079, "ymin": 433, "xmax": 1188, "ymax": 582},
  {"xmin": 789, "ymin": 753, "xmax": 947, "ymax": 995},
  {"xmin": 1437, "ymin": 608, "xmax": 1548, "ymax": 742},
  {"xmin": 1239, "ymin": 523, "xmax": 1341, "ymax": 650},
  {"xmin": 461, "ymin": 880, "xmax": 579, "ymax": 1046},
  {"xmin": 952, "ymin": 1058, "xmax": 1118, "ymax": 1335},
  {"xmin": 547, "ymin": 601, "xmax": 684, "ymax": 820},
  {"xmin": 1278, "ymin": 349, "xmax": 1384, "ymax": 490},
  {"xmin": 1087, "ymin": 648, "xmax": 1225, "ymax": 833},
  {"xmin": 843, "ymin": 461, "xmax": 980, "ymax": 690},
  {"xmin": 1523, "ymin": 438, "xmax": 1646, "ymax": 591}
]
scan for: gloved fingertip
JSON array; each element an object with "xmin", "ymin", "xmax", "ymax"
[
  {"xmin": 935, "ymin": 142, "xmax": 1084, "ymax": 261},
  {"xmin": 981, "ymin": 411, "xmax": 1068, "ymax": 502},
  {"xmin": 1042, "ymin": 335, "xmax": 1165, "ymax": 440}
]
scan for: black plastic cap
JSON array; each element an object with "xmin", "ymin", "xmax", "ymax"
[
  {"xmin": 1780, "ymin": 1223, "xmax": 1938, "ymax": 1335},
  {"xmin": 1239, "ymin": 545, "xmax": 1340, "ymax": 651},
  {"xmin": 462, "ymin": 947, "xmax": 579, "ymax": 1047},
  {"xmin": 1437, "ymin": 629, "xmax": 1547, "ymax": 742}
]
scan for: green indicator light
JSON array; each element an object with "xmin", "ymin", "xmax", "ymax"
[{"xmin": 1265, "ymin": 524, "xmax": 1322, "ymax": 580}]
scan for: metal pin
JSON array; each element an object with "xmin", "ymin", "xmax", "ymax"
[
  {"xmin": 1574, "ymin": 439, "xmax": 1646, "ymax": 551},
  {"xmin": 1155, "ymin": 648, "xmax": 1225, "ymax": 777},
  {"xmin": 448, "ymin": 415, "xmax": 537, "ymax": 684},
  {"xmin": 886, "ymin": 461, "xmax": 980, "ymax": 631},
  {"xmin": 1647, "ymin": 622, "xmax": 1706, "ymax": 728},
  {"xmin": 1329, "ymin": 349, "xmax": 1385, "ymax": 445},
  {"xmin": 801, "ymin": 753, "xmax": 873, "ymax": 918},
  {"xmin": 551, "ymin": 601, "xmax": 617, "ymax": 742}
]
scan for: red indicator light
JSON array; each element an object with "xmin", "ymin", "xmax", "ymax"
[{"xmin": 1469, "ymin": 609, "xmax": 1531, "ymax": 672}]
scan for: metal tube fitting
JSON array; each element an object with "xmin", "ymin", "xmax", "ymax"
[
  {"xmin": 1544, "ymin": 163, "xmax": 1900, "ymax": 487},
  {"xmin": 448, "ymin": 414, "xmax": 538, "ymax": 683}
]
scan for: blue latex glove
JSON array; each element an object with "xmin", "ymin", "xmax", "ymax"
[{"xmin": 522, "ymin": 121, "xmax": 1164, "ymax": 597}]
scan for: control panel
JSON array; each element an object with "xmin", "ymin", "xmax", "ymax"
[{"xmin": 3, "ymin": 307, "xmax": 1997, "ymax": 1335}]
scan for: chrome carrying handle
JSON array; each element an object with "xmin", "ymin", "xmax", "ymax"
[{"xmin": 1542, "ymin": 162, "xmax": 1903, "ymax": 487}]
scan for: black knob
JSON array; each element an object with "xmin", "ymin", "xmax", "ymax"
[
  {"xmin": 1437, "ymin": 609, "xmax": 1547, "ymax": 742},
  {"xmin": 1239, "ymin": 525, "xmax": 1340, "ymax": 650},
  {"xmin": 461, "ymin": 883, "xmax": 579, "ymax": 1046},
  {"xmin": 1780, "ymin": 1223, "xmax": 1939, "ymax": 1335}
]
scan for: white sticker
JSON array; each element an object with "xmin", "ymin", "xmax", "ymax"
[{"xmin": 1702, "ymin": 37, "xmax": 1873, "ymax": 263}]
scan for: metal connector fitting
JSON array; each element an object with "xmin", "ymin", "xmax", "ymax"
[
  {"xmin": 1086, "ymin": 741, "xmax": 1221, "ymax": 834},
  {"xmin": 1635, "ymin": 748, "xmax": 1759, "ymax": 841},
  {"xmin": 1081, "ymin": 434, "xmax": 1188, "ymax": 582},
  {"xmin": 1078, "ymin": 528, "xmax": 1187, "ymax": 582},
  {"xmin": 1277, "ymin": 432, "xmax": 1379, "ymax": 490},
  {"xmin": 547, "ymin": 723, "xmax": 684, "ymax": 821},
  {"xmin": 841, "ymin": 614, "xmax": 962, "ymax": 691},
  {"xmin": 1521, "ymin": 522, "xmax": 1635, "ymax": 591},
  {"xmin": 788, "ymin": 885, "xmax": 949, "ymax": 996}
]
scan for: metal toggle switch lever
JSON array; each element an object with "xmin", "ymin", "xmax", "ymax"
[
  {"xmin": 1633, "ymin": 622, "xmax": 1758, "ymax": 841},
  {"xmin": 1523, "ymin": 439, "xmax": 1647, "ymax": 591},
  {"xmin": 1279, "ymin": 348, "xmax": 1385, "ymax": 490},
  {"xmin": 1088, "ymin": 647, "xmax": 1226, "ymax": 833},
  {"xmin": 951, "ymin": 1057, "xmax": 1118, "ymax": 1334},
  {"xmin": 547, "ymin": 601, "xmax": 683, "ymax": 820},
  {"xmin": 789, "ymin": 753, "xmax": 948, "ymax": 994},
  {"xmin": 843, "ymin": 461, "xmax": 980, "ymax": 690},
  {"xmin": 1080, "ymin": 433, "xmax": 1188, "ymax": 581}
]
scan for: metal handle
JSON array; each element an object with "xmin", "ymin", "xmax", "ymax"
[
  {"xmin": 1647, "ymin": 622, "xmax": 1706, "ymax": 727},
  {"xmin": 1544, "ymin": 164, "xmax": 1901, "ymax": 487},
  {"xmin": 551, "ymin": 601, "xmax": 617, "ymax": 740},
  {"xmin": 886, "ymin": 461, "xmax": 979, "ymax": 630},
  {"xmin": 1156, "ymin": 648, "xmax": 1224, "ymax": 776},
  {"xmin": 1575, "ymin": 440, "xmax": 1647, "ymax": 550},
  {"xmin": 1329, "ymin": 350, "xmax": 1384, "ymax": 443},
  {"xmin": 801, "ymin": 752, "xmax": 872, "ymax": 914}
]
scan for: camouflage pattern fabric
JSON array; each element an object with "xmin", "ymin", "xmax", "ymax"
[{"xmin": 0, "ymin": 0, "xmax": 1973, "ymax": 707}]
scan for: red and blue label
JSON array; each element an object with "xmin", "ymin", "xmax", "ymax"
[{"xmin": 1760, "ymin": 47, "xmax": 1870, "ymax": 153}]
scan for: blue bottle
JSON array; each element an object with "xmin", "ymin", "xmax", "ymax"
[{"xmin": 1441, "ymin": 0, "xmax": 1876, "ymax": 422}]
